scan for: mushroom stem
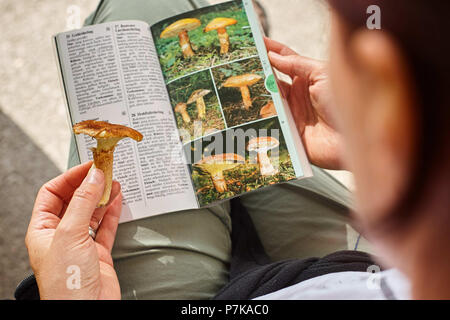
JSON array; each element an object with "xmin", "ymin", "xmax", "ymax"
[
  {"xmin": 178, "ymin": 29, "xmax": 195, "ymax": 58},
  {"xmin": 91, "ymin": 147, "xmax": 115, "ymax": 207},
  {"xmin": 217, "ymin": 28, "xmax": 230, "ymax": 54},
  {"xmin": 210, "ymin": 170, "xmax": 228, "ymax": 193},
  {"xmin": 180, "ymin": 110, "xmax": 191, "ymax": 123},
  {"xmin": 196, "ymin": 97, "xmax": 206, "ymax": 119},
  {"xmin": 240, "ymin": 85, "xmax": 252, "ymax": 110},
  {"xmin": 257, "ymin": 151, "xmax": 278, "ymax": 176},
  {"xmin": 175, "ymin": 103, "xmax": 191, "ymax": 123},
  {"xmin": 92, "ymin": 137, "xmax": 122, "ymax": 206}
]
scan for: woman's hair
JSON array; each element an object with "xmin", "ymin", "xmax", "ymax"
[{"xmin": 328, "ymin": 1, "xmax": 450, "ymax": 231}]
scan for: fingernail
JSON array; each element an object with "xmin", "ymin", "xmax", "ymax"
[
  {"xmin": 87, "ymin": 168, "xmax": 104, "ymax": 185},
  {"xmin": 268, "ymin": 51, "xmax": 279, "ymax": 58}
]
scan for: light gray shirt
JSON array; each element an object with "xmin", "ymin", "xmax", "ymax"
[{"xmin": 255, "ymin": 269, "xmax": 411, "ymax": 300}]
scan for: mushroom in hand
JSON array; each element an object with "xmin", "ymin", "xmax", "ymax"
[
  {"xmin": 194, "ymin": 153, "xmax": 245, "ymax": 193},
  {"xmin": 259, "ymin": 101, "xmax": 277, "ymax": 118},
  {"xmin": 160, "ymin": 18, "xmax": 201, "ymax": 58},
  {"xmin": 204, "ymin": 17, "xmax": 237, "ymax": 54},
  {"xmin": 247, "ymin": 137, "xmax": 280, "ymax": 176},
  {"xmin": 223, "ymin": 73, "xmax": 262, "ymax": 110},
  {"xmin": 73, "ymin": 120, "xmax": 143, "ymax": 207},
  {"xmin": 187, "ymin": 89, "xmax": 211, "ymax": 120},
  {"xmin": 175, "ymin": 102, "xmax": 191, "ymax": 123}
]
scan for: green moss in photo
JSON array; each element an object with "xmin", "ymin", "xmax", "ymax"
[
  {"xmin": 186, "ymin": 118, "xmax": 296, "ymax": 206},
  {"xmin": 212, "ymin": 57, "xmax": 273, "ymax": 127},
  {"xmin": 152, "ymin": 0, "xmax": 258, "ymax": 82}
]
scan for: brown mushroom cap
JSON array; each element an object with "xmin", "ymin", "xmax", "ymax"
[
  {"xmin": 247, "ymin": 136, "xmax": 280, "ymax": 152},
  {"xmin": 204, "ymin": 17, "xmax": 237, "ymax": 32},
  {"xmin": 187, "ymin": 89, "xmax": 211, "ymax": 104},
  {"xmin": 175, "ymin": 102, "xmax": 187, "ymax": 112},
  {"xmin": 223, "ymin": 74, "xmax": 263, "ymax": 88},
  {"xmin": 160, "ymin": 18, "xmax": 201, "ymax": 38},
  {"xmin": 260, "ymin": 101, "xmax": 277, "ymax": 118},
  {"xmin": 73, "ymin": 120, "xmax": 143, "ymax": 142}
]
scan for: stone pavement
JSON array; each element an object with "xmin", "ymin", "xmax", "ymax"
[{"xmin": 0, "ymin": 0, "xmax": 356, "ymax": 299}]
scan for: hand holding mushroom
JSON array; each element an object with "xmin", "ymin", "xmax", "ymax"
[
  {"xmin": 247, "ymin": 137, "xmax": 280, "ymax": 176},
  {"xmin": 223, "ymin": 74, "xmax": 262, "ymax": 110},
  {"xmin": 73, "ymin": 120, "xmax": 143, "ymax": 207}
]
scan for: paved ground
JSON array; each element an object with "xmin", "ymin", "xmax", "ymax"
[
  {"xmin": 0, "ymin": 0, "xmax": 355, "ymax": 299},
  {"xmin": 0, "ymin": 0, "xmax": 97, "ymax": 299}
]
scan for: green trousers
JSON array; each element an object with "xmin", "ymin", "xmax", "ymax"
[{"xmin": 68, "ymin": 0, "xmax": 355, "ymax": 300}]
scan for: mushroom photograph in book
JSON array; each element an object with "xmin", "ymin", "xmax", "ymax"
[
  {"xmin": 159, "ymin": 18, "xmax": 202, "ymax": 59},
  {"xmin": 167, "ymin": 70, "xmax": 225, "ymax": 142},
  {"xmin": 185, "ymin": 117, "xmax": 296, "ymax": 205},
  {"xmin": 212, "ymin": 57, "xmax": 273, "ymax": 127},
  {"xmin": 151, "ymin": 0, "xmax": 258, "ymax": 82}
]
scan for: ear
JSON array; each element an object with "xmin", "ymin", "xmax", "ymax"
[{"xmin": 347, "ymin": 30, "xmax": 418, "ymax": 221}]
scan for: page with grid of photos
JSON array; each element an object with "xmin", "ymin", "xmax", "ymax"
[{"xmin": 151, "ymin": 0, "xmax": 312, "ymax": 207}]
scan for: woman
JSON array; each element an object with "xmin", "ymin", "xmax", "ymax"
[{"xmin": 24, "ymin": 0, "xmax": 449, "ymax": 299}]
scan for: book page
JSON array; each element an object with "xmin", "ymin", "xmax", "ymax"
[
  {"xmin": 55, "ymin": 21, "xmax": 198, "ymax": 222},
  {"xmin": 150, "ymin": 0, "xmax": 312, "ymax": 207}
]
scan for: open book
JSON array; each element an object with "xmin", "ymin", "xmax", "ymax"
[{"xmin": 54, "ymin": 0, "xmax": 312, "ymax": 223}]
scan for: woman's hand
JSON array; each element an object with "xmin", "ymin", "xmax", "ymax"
[
  {"xmin": 265, "ymin": 37, "xmax": 344, "ymax": 170},
  {"xmin": 25, "ymin": 162, "xmax": 122, "ymax": 300}
]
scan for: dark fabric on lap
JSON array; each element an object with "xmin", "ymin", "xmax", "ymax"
[
  {"xmin": 213, "ymin": 198, "xmax": 376, "ymax": 300},
  {"xmin": 14, "ymin": 274, "xmax": 39, "ymax": 300}
]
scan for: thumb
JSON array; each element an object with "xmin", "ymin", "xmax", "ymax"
[{"xmin": 59, "ymin": 168, "xmax": 105, "ymax": 234}]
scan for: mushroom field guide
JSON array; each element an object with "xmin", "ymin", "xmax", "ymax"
[{"xmin": 54, "ymin": 0, "xmax": 312, "ymax": 222}]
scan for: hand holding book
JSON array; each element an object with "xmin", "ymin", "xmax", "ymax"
[
  {"xmin": 55, "ymin": 0, "xmax": 313, "ymax": 222},
  {"xmin": 265, "ymin": 37, "xmax": 344, "ymax": 170}
]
